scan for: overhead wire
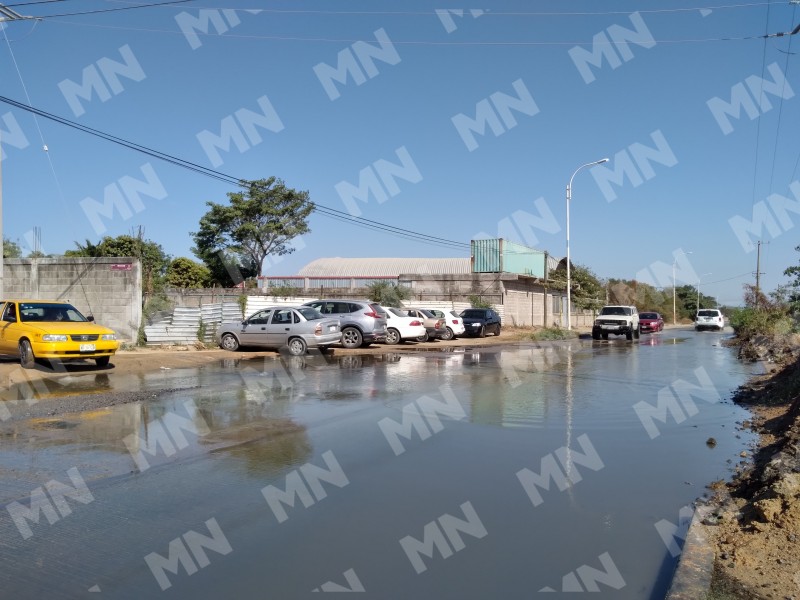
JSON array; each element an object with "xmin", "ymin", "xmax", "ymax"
[
  {"xmin": 767, "ymin": 3, "xmax": 797, "ymax": 194},
  {"xmin": 6, "ymin": 0, "xmax": 195, "ymax": 20},
  {"xmin": 750, "ymin": 0, "xmax": 773, "ymax": 210},
  {"xmin": 0, "ymin": 95, "xmax": 470, "ymax": 251}
]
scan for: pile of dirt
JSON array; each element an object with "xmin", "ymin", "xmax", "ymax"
[{"xmin": 706, "ymin": 342, "xmax": 800, "ymax": 599}]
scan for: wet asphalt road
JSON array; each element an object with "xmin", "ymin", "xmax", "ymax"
[{"xmin": 0, "ymin": 328, "xmax": 758, "ymax": 599}]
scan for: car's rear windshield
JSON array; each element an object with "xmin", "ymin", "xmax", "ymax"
[
  {"xmin": 640, "ymin": 312, "xmax": 658, "ymax": 319},
  {"xmin": 461, "ymin": 310, "xmax": 487, "ymax": 318},
  {"xmin": 698, "ymin": 310, "xmax": 721, "ymax": 317},
  {"xmin": 19, "ymin": 303, "xmax": 87, "ymax": 323},
  {"xmin": 297, "ymin": 307, "xmax": 324, "ymax": 321},
  {"xmin": 389, "ymin": 308, "xmax": 408, "ymax": 317}
]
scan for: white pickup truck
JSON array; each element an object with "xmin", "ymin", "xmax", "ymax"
[{"xmin": 592, "ymin": 305, "xmax": 640, "ymax": 341}]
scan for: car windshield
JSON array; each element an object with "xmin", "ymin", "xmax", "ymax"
[
  {"xmin": 461, "ymin": 310, "xmax": 487, "ymax": 318},
  {"xmin": 698, "ymin": 310, "xmax": 720, "ymax": 317},
  {"xmin": 418, "ymin": 309, "xmax": 434, "ymax": 317},
  {"xmin": 599, "ymin": 307, "xmax": 627, "ymax": 316},
  {"xmin": 19, "ymin": 303, "xmax": 88, "ymax": 323},
  {"xmin": 389, "ymin": 308, "xmax": 408, "ymax": 317},
  {"xmin": 640, "ymin": 313, "xmax": 658, "ymax": 319},
  {"xmin": 297, "ymin": 307, "xmax": 324, "ymax": 321}
]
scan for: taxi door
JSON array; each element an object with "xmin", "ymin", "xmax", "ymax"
[{"xmin": 0, "ymin": 302, "xmax": 20, "ymax": 354}]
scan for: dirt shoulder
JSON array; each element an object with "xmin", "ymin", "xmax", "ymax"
[{"xmin": 705, "ymin": 336, "xmax": 800, "ymax": 599}]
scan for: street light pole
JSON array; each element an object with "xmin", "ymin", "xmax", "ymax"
[
  {"xmin": 671, "ymin": 251, "xmax": 692, "ymax": 325},
  {"xmin": 566, "ymin": 157, "xmax": 609, "ymax": 330}
]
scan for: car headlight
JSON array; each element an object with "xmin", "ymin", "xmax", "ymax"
[
  {"xmin": 101, "ymin": 334, "xmax": 117, "ymax": 341},
  {"xmin": 42, "ymin": 334, "xmax": 68, "ymax": 342}
]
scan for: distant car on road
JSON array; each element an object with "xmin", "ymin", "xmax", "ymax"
[
  {"xmin": 424, "ymin": 309, "xmax": 466, "ymax": 340},
  {"xmin": 0, "ymin": 299, "xmax": 119, "ymax": 369},
  {"xmin": 592, "ymin": 305, "xmax": 640, "ymax": 341},
  {"xmin": 695, "ymin": 309, "xmax": 724, "ymax": 331},
  {"xmin": 217, "ymin": 306, "xmax": 341, "ymax": 356},
  {"xmin": 639, "ymin": 312, "xmax": 664, "ymax": 333},
  {"xmin": 403, "ymin": 308, "xmax": 447, "ymax": 342},
  {"xmin": 460, "ymin": 308, "xmax": 501, "ymax": 337},
  {"xmin": 381, "ymin": 306, "xmax": 427, "ymax": 344},
  {"xmin": 302, "ymin": 300, "xmax": 387, "ymax": 348}
]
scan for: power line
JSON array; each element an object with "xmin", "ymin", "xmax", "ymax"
[
  {"xmin": 0, "ymin": 95, "xmax": 470, "ymax": 250},
  {"xmin": 4, "ymin": 0, "xmax": 195, "ymax": 20}
]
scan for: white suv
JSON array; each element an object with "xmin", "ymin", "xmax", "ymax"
[
  {"xmin": 592, "ymin": 306, "xmax": 640, "ymax": 341},
  {"xmin": 695, "ymin": 309, "xmax": 724, "ymax": 331}
]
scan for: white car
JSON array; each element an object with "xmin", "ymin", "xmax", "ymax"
[
  {"xmin": 381, "ymin": 306, "xmax": 427, "ymax": 345},
  {"xmin": 695, "ymin": 309, "xmax": 724, "ymax": 331},
  {"xmin": 425, "ymin": 309, "xmax": 466, "ymax": 340}
]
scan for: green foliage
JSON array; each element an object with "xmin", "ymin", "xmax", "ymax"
[
  {"xmin": 529, "ymin": 327, "xmax": 578, "ymax": 341},
  {"xmin": 238, "ymin": 294, "xmax": 248, "ymax": 318},
  {"xmin": 468, "ymin": 295, "xmax": 494, "ymax": 309},
  {"xmin": 268, "ymin": 284, "xmax": 301, "ymax": 299},
  {"xmin": 197, "ymin": 318, "xmax": 207, "ymax": 343},
  {"xmin": 3, "ymin": 238, "xmax": 21, "ymax": 258},
  {"xmin": 730, "ymin": 284, "xmax": 798, "ymax": 340},
  {"xmin": 605, "ymin": 278, "xmax": 715, "ymax": 321},
  {"xmin": 366, "ymin": 281, "xmax": 411, "ymax": 306},
  {"xmin": 66, "ymin": 233, "xmax": 170, "ymax": 295},
  {"xmin": 192, "ymin": 177, "xmax": 313, "ymax": 286},
  {"xmin": 166, "ymin": 257, "xmax": 212, "ymax": 289},
  {"xmin": 550, "ymin": 264, "xmax": 604, "ymax": 311}
]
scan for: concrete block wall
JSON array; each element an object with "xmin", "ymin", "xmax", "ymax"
[{"xmin": 4, "ymin": 258, "xmax": 142, "ymax": 341}]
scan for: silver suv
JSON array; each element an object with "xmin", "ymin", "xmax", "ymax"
[
  {"xmin": 302, "ymin": 299, "xmax": 387, "ymax": 349},
  {"xmin": 592, "ymin": 305, "xmax": 640, "ymax": 341}
]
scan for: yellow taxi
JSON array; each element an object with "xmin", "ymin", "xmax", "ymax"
[{"xmin": 0, "ymin": 300, "xmax": 120, "ymax": 369}]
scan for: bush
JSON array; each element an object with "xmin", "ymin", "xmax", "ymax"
[
  {"xmin": 529, "ymin": 327, "xmax": 579, "ymax": 341},
  {"xmin": 366, "ymin": 281, "xmax": 410, "ymax": 307},
  {"xmin": 268, "ymin": 284, "xmax": 301, "ymax": 299},
  {"xmin": 468, "ymin": 295, "xmax": 493, "ymax": 309}
]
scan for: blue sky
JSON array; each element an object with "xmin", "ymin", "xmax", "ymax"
[{"xmin": 1, "ymin": 0, "xmax": 799, "ymax": 305}]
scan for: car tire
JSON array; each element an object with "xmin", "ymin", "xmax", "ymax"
[
  {"xmin": 479, "ymin": 325, "xmax": 486, "ymax": 338},
  {"xmin": 494, "ymin": 325, "xmax": 501, "ymax": 336},
  {"xmin": 385, "ymin": 328, "xmax": 401, "ymax": 345},
  {"xmin": 341, "ymin": 327, "xmax": 363, "ymax": 349},
  {"xmin": 287, "ymin": 337, "xmax": 307, "ymax": 356},
  {"xmin": 634, "ymin": 326, "xmax": 640, "ymax": 339},
  {"xmin": 220, "ymin": 333, "xmax": 239, "ymax": 352},
  {"xmin": 440, "ymin": 327, "xmax": 454, "ymax": 341},
  {"xmin": 592, "ymin": 331, "xmax": 600, "ymax": 340},
  {"xmin": 416, "ymin": 332, "xmax": 429, "ymax": 342},
  {"xmin": 601, "ymin": 333, "xmax": 608, "ymax": 340},
  {"xmin": 626, "ymin": 328, "xmax": 633, "ymax": 341},
  {"xmin": 19, "ymin": 339, "xmax": 36, "ymax": 369},
  {"xmin": 95, "ymin": 356, "xmax": 110, "ymax": 368}
]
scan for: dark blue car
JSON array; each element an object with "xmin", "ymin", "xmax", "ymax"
[{"xmin": 459, "ymin": 308, "xmax": 501, "ymax": 337}]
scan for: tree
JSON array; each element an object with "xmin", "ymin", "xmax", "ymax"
[
  {"xmin": 65, "ymin": 234, "xmax": 170, "ymax": 294},
  {"xmin": 366, "ymin": 281, "xmax": 410, "ymax": 307},
  {"xmin": 3, "ymin": 238, "xmax": 21, "ymax": 258},
  {"xmin": 166, "ymin": 257, "xmax": 212, "ymax": 288},
  {"xmin": 192, "ymin": 178, "xmax": 313, "ymax": 285},
  {"xmin": 550, "ymin": 263, "xmax": 605, "ymax": 311}
]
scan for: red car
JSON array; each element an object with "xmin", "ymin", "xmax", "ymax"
[{"xmin": 639, "ymin": 312, "xmax": 664, "ymax": 333}]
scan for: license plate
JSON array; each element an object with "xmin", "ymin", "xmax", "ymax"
[
  {"xmin": 79, "ymin": 344, "xmax": 96, "ymax": 352},
  {"xmin": 472, "ymin": 323, "xmax": 481, "ymax": 327}
]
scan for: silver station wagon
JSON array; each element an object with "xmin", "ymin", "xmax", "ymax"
[{"xmin": 216, "ymin": 306, "xmax": 341, "ymax": 356}]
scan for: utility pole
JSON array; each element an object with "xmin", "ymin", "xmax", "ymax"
[
  {"xmin": 0, "ymin": 4, "xmax": 29, "ymax": 299},
  {"xmin": 754, "ymin": 240, "xmax": 766, "ymax": 309}
]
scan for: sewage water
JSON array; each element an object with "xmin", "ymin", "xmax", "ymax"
[{"xmin": 0, "ymin": 330, "xmax": 758, "ymax": 599}]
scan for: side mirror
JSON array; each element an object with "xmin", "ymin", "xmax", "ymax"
[{"xmin": 87, "ymin": 315, "xmax": 95, "ymax": 322}]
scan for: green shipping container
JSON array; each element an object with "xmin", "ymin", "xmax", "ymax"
[{"xmin": 470, "ymin": 239, "xmax": 546, "ymax": 277}]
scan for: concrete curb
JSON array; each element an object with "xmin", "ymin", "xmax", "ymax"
[{"xmin": 665, "ymin": 506, "xmax": 715, "ymax": 600}]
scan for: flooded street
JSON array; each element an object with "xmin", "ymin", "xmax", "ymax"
[{"xmin": 0, "ymin": 329, "xmax": 758, "ymax": 599}]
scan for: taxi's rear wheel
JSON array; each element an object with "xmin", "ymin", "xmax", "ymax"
[
  {"xmin": 19, "ymin": 339, "xmax": 35, "ymax": 369},
  {"xmin": 95, "ymin": 356, "xmax": 110, "ymax": 368}
]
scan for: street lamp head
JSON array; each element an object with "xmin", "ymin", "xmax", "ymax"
[{"xmin": 598, "ymin": 158, "xmax": 609, "ymax": 164}]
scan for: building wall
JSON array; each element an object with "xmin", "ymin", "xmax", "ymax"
[{"xmin": 4, "ymin": 258, "xmax": 142, "ymax": 341}]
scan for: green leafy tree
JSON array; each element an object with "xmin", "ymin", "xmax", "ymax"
[
  {"xmin": 550, "ymin": 264, "xmax": 605, "ymax": 311},
  {"xmin": 3, "ymin": 238, "xmax": 22, "ymax": 258},
  {"xmin": 366, "ymin": 281, "xmax": 411, "ymax": 307},
  {"xmin": 66, "ymin": 234, "xmax": 170, "ymax": 294},
  {"xmin": 192, "ymin": 178, "xmax": 313, "ymax": 286},
  {"xmin": 166, "ymin": 257, "xmax": 212, "ymax": 288}
]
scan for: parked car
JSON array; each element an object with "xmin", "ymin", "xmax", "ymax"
[
  {"xmin": 403, "ymin": 308, "xmax": 447, "ymax": 342},
  {"xmin": 302, "ymin": 299, "xmax": 387, "ymax": 348},
  {"xmin": 0, "ymin": 299, "xmax": 119, "ymax": 368},
  {"xmin": 381, "ymin": 306, "xmax": 426, "ymax": 345},
  {"xmin": 424, "ymin": 309, "xmax": 466, "ymax": 340},
  {"xmin": 459, "ymin": 308, "xmax": 502, "ymax": 337},
  {"xmin": 639, "ymin": 312, "xmax": 664, "ymax": 333},
  {"xmin": 592, "ymin": 305, "xmax": 640, "ymax": 340},
  {"xmin": 695, "ymin": 309, "xmax": 724, "ymax": 331},
  {"xmin": 217, "ymin": 306, "xmax": 341, "ymax": 356}
]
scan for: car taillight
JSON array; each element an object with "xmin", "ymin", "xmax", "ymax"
[
  {"xmin": 452, "ymin": 320, "xmax": 458, "ymax": 324},
  {"xmin": 364, "ymin": 310, "xmax": 379, "ymax": 318},
  {"xmin": 410, "ymin": 320, "xmax": 422, "ymax": 326},
  {"xmin": 314, "ymin": 324, "xmax": 322, "ymax": 335}
]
